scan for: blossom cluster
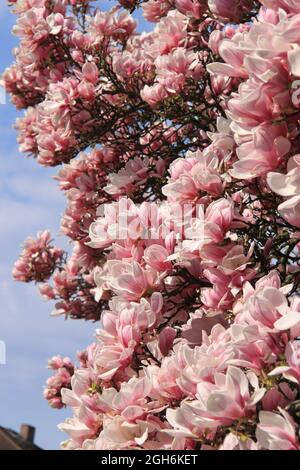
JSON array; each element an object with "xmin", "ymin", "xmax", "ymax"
[
  {"xmin": 6, "ymin": 0, "xmax": 300, "ymax": 451},
  {"xmin": 12, "ymin": 230, "xmax": 64, "ymax": 283},
  {"xmin": 44, "ymin": 355, "xmax": 75, "ymax": 409},
  {"xmin": 56, "ymin": 271, "xmax": 300, "ymax": 450}
]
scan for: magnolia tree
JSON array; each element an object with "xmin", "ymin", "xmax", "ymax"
[{"xmin": 4, "ymin": 0, "xmax": 300, "ymax": 450}]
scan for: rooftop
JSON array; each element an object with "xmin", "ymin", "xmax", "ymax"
[{"xmin": 0, "ymin": 424, "xmax": 41, "ymax": 450}]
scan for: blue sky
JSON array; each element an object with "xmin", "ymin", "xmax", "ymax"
[
  {"xmin": 0, "ymin": 2, "xmax": 152, "ymax": 450},
  {"xmin": 0, "ymin": 2, "xmax": 112, "ymax": 450}
]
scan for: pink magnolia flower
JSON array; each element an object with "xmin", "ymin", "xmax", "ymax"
[
  {"xmin": 88, "ymin": 8, "xmax": 136, "ymax": 42},
  {"xmin": 206, "ymin": 117, "xmax": 235, "ymax": 156},
  {"xmin": 175, "ymin": 0, "xmax": 205, "ymax": 19},
  {"xmin": 158, "ymin": 327, "xmax": 177, "ymax": 356},
  {"xmin": 13, "ymin": 8, "xmax": 49, "ymax": 43},
  {"xmin": 229, "ymin": 123, "xmax": 291, "ymax": 180},
  {"xmin": 200, "ymin": 268, "xmax": 233, "ymax": 311},
  {"xmin": 256, "ymin": 409, "xmax": 300, "ymax": 450},
  {"xmin": 8, "ymin": 1, "xmax": 47, "ymax": 15},
  {"xmin": 267, "ymin": 155, "xmax": 300, "ymax": 197},
  {"xmin": 91, "ymin": 343, "xmax": 134, "ymax": 381},
  {"xmin": 145, "ymin": 357, "xmax": 185, "ymax": 401},
  {"xmin": 182, "ymin": 198, "xmax": 235, "ymax": 254},
  {"xmin": 150, "ymin": 11, "xmax": 188, "ymax": 56},
  {"xmin": 141, "ymin": 83, "xmax": 169, "ymax": 106},
  {"xmin": 143, "ymin": 245, "xmax": 173, "ymax": 272},
  {"xmin": 167, "ymin": 367, "xmax": 265, "ymax": 437},
  {"xmin": 98, "ymin": 293, "xmax": 163, "ymax": 349},
  {"xmin": 94, "ymin": 415, "xmax": 171, "ymax": 450},
  {"xmin": 98, "ymin": 260, "xmax": 160, "ymax": 301},
  {"xmin": 43, "ymin": 77, "xmax": 79, "ymax": 125},
  {"xmin": 261, "ymin": 384, "xmax": 297, "ymax": 412},
  {"xmin": 237, "ymin": 284, "xmax": 294, "ymax": 331},
  {"xmin": 46, "ymin": 12, "xmax": 65, "ymax": 35},
  {"xmin": 205, "ymin": 198, "xmax": 234, "ymax": 235},
  {"xmin": 207, "ymin": 39, "xmax": 248, "ymax": 79},
  {"xmin": 77, "ymin": 80, "xmax": 96, "ymax": 101},
  {"xmin": 88, "ymin": 199, "xmax": 138, "ymax": 249},
  {"xmin": 260, "ymin": 0, "xmax": 300, "ymax": 14},
  {"xmin": 104, "ymin": 157, "xmax": 150, "ymax": 196},
  {"xmin": 277, "ymin": 195, "xmax": 300, "ymax": 228},
  {"xmin": 44, "ymin": 356, "xmax": 74, "ymax": 409},
  {"xmin": 229, "ymin": 323, "xmax": 279, "ymax": 371},
  {"xmin": 208, "ymin": 30, "xmax": 225, "ymax": 55},
  {"xmin": 58, "ymin": 411, "xmax": 101, "ymax": 448},
  {"xmin": 208, "ymin": 0, "xmax": 254, "ymax": 22},
  {"xmin": 269, "ymin": 341, "xmax": 300, "ymax": 384},
  {"xmin": 162, "ymin": 151, "xmax": 223, "ymax": 203},
  {"xmin": 142, "ymin": 0, "xmax": 173, "ymax": 23},
  {"xmin": 219, "ymin": 433, "xmax": 258, "ymax": 450},
  {"xmin": 267, "ymin": 155, "xmax": 300, "ymax": 227},
  {"xmin": 108, "ymin": 377, "xmax": 152, "ymax": 421},
  {"xmin": 176, "ymin": 329, "xmax": 234, "ymax": 397},
  {"xmin": 81, "ymin": 62, "xmax": 99, "ymax": 84},
  {"xmin": 273, "ymin": 295, "xmax": 300, "ymax": 332}
]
